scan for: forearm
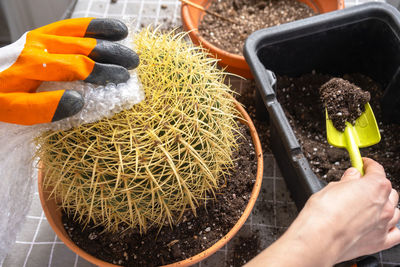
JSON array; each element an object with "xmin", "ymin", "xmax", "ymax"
[
  {"xmin": 246, "ymin": 231, "xmax": 337, "ymax": 266},
  {"xmin": 246, "ymin": 161, "xmax": 400, "ymax": 267},
  {"xmin": 245, "ymin": 203, "xmax": 345, "ymax": 267}
]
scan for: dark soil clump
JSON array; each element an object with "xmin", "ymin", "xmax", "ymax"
[
  {"xmin": 320, "ymin": 78, "xmax": 371, "ymax": 132},
  {"xmin": 276, "ymin": 73, "xmax": 400, "ymax": 189},
  {"xmin": 198, "ymin": 0, "xmax": 316, "ymax": 55},
  {"xmin": 62, "ymin": 125, "xmax": 257, "ymax": 267}
]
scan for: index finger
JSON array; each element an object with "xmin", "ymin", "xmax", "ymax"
[
  {"xmin": 33, "ymin": 18, "xmax": 128, "ymax": 41},
  {"xmin": 363, "ymin": 157, "xmax": 392, "ymax": 199},
  {"xmin": 363, "ymin": 157, "xmax": 386, "ymax": 178}
]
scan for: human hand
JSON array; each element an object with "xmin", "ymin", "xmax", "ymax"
[
  {"xmin": 317, "ymin": 157, "xmax": 400, "ymax": 262},
  {"xmin": 0, "ymin": 18, "xmax": 139, "ymax": 125},
  {"xmin": 245, "ymin": 157, "xmax": 400, "ymax": 267}
]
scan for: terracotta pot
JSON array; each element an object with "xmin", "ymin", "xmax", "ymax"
[
  {"xmin": 38, "ymin": 100, "xmax": 263, "ymax": 267},
  {"xmin": 181, "ymin": 0, "xmax": 345, "ymax": 79}
]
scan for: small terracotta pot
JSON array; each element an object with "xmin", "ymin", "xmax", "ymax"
[
  {"xmin": 38, "ymin": 100, "xmax": 263, "ymax": 267},
  {"xmin": 181, "ymin": 0, "xmax": 345, "ymax": 79}
]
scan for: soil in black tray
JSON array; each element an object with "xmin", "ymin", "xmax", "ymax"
[
  {"xmin": 276, "ymin": 72, "xmax": 400, "ymax": 191},
  {"xmin": 198, "ymin": 0, "xmax": 316, "ymax": 55},
  {"xmin": 63, "ymin": 124, "xmax": 258, "ymax": 267}
]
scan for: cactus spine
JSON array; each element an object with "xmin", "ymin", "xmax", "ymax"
[{"xmin": 38, "ymin": 28, "xmax": 239, "ymax": 233}]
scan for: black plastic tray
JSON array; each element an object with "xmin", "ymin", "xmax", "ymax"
[{"xmin": 244, "ymin": 2, "xmax": 400, "ymax": 209}]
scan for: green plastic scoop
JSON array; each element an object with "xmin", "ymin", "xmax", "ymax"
[{"xmin": 325, "ymin": 103, "xmax": 381, "ymax": 176}]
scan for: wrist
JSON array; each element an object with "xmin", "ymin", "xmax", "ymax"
[
  {"xmin": 283, "ymin": 215, "xmax": 343, "ymax": 266},
  {"xmin": 284, "ymin": 196, "xmax": 355, "ymax": 266},
  {"xmin": 246, "ymin": 214, "xmax": 344, "ymax": 267}
]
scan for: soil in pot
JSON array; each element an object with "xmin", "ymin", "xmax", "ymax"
[
  {"xmin": 232, "ymin": 78, "xmax": 271, "ymax": 154},
  {"xmin": 275, "ymin": 72, "xmax": 400, "ymax": 190},
  {"xmin": 198, "ymin": 0, "xmax": 316, "ymax": 55},
  {"xmin": 63, "ymin": 124, "xmax": 257, "ymax": 267}
]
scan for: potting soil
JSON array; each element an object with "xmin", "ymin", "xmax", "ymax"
[
  {"xmin": 62, "ymin": 124, "xmax": 258, "ymax": 267},
  {"xmin": 233, "ymin": 79, "xmax": 271, "ymax": 154},
  {"xmin": 276, "ymin": 73, "xmax": 400, "ymax": 189},
  {"xmin": 198, "ymin": 0, "xmax": 316, "ymax": 55},
  {"xmin": 320, "ymin": 78, "xmax": 371, "ymax": 132}
]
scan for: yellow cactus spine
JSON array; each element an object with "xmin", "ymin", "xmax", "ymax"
[{"xmin": 38, "ymin": 28, "xmax": 239, "ymax": 233}]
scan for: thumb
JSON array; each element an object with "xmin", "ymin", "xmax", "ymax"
[
  {"xmin": 0, "ymin": 90, "xmax": 83, "ymax": 125},
  {"xmin": 341, "ymin": 167, "xmax": 361, "ymax": 182},
  {"xmin": 383, "ymin": 227, "xmax": 400, "ymax": 250}
]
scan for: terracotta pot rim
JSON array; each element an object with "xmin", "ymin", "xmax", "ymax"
[
  {"xmin": 181, "ymin": 0, "xmax": 346, "ymax": 73},
  {"xmin": 196, "ymin": 33, "xmax": 245, "ymax": 62},
  {"xmin": 38, "ymin": 99, "xmax": 263, "ymax": 267},
  {"xmin": 181, "ymin": 4, "xmax": 245, "ymax": 64}
]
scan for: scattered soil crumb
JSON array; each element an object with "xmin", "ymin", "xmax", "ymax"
[
  {"xmin": 199, "ymin": 0, "xmax": 316, "ymax": 55},
  {"xmin": 227, "ymin": 234, "xmax": 261, "ymax": 266},
  {"xmin": 320, "ymin": 78, "xmax": 370, "ymax": 132}
]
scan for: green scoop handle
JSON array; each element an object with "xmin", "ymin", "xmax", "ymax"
[{"xmin": 343, "ymin": 122, "xmax": 364, "ymax": 175}]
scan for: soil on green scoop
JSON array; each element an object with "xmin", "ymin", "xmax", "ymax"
[
  {"xmin": 320, "ymin": 78, "xmax": 371, "ymax": 132},
  {"xmin": 198, "ymin": 0, "xmax": 316, "ymax": 56},
  {"xmin": 276, "ymin": 72, "xmax": 400, "ymax": 189},
  {"xmin": 62, "ymin": 125, "xmax": 258, "ymax": 267}
]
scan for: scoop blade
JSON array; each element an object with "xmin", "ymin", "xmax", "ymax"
[{"xmin": 326, "ymin": 103, "xmax": 381, "ymax": 148}]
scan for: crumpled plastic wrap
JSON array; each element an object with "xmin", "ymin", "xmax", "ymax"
[
  {"xmin": 0, "ymin": 124, "xmax": 36, "ymax": 261},
  {"xmin": 38, "ymin": 73, "xmax": 144, "ymax": 131},
  {"xmin": 0, "ymin": 70, "xmax": 144, "ymax": 261}
]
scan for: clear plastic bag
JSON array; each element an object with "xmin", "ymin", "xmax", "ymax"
[{"xmin": 0, "ymin": 71, "xmax": 144, "ymax": 261}]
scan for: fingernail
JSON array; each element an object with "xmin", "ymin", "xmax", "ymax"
[{"xmin": 346, "ymin": 168, "xmax": 359, "ymax": 176}]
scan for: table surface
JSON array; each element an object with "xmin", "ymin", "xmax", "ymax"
[{"xmin": 4, "ymin": 0, "xmax": 400, "ymax": 266}]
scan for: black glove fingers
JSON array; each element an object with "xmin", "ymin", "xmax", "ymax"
[
  {"xmin": 52, "ymin": 90, "xmax": 84, "ymax": 122},
  {"xmin": 89, "ymin": 40, "xmax": 140, "ymax": 70},
  {"xmin": 85, "ymin": 18, "xmax": 129, "ymax": 41},
  {"xmin": 84, "ymin": 63, "xmax": 130, "ymax": 85}
]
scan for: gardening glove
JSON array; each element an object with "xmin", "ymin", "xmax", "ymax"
[{"xmin": 0, "ymin": 17, "xmax": 139, "ymax": 125}]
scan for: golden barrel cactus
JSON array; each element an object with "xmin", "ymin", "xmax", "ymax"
[{"xmin": 38, "ymin": 29, "xmax": 239, "ymax": 233}]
